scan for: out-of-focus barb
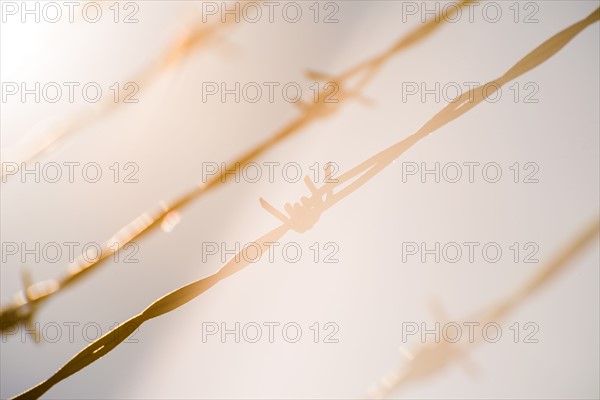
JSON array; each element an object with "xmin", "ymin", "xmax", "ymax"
[
  {"xmin": 366, "ymin": 219, "xmax": 600, "ymax": 399},
  {"xmin": 0, "ymin": 1, "xmax": 246, "ymax": 182},
  {"xmin": 9, "ymin": 7, "xmax": 599, "ymax": 398},
  {"xmin": 1, "ymin": 0, "xmax": 468, "ymax": 333}
]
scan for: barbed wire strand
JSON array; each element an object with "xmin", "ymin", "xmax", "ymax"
[
  {"xmin": 0, "ymin": 0, "xmax": 472, "ymax": 334},
  {"xmin": 0, "ymin": 1, "xmax": 252, "ymax": 182},
  {"xmin": 366, "ymin": 218, "xmax": 600, "ymax": 399},
  {"xmin": 10, "ymin": 6, "xmax": 599, "ymax": 399}
]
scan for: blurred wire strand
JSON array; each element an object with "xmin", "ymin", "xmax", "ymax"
[
  {"xmin": 367, "ymin": 218, "xmax": 600, "ymax": 399},
  {"xmin": 10, "ymin": 7, "xmax": 599, "ymax": 399},
  {"xmin": 0, "ymin": 0, "xmax": 473, "ymax": 335},
  {"xmin": 0, "ymin": 1, "xmax": 245, "ymax": 182}
]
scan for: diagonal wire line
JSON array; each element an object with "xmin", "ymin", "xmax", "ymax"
[
  {"xmin": 0, "ymin": 2, "xmax": 245, "ymax": 182},
  {"xmin": 10, "ymin": 6, "xmax": 599, "ymax": 400},
  {"xmin": 0, "ymin": 0, "xmax": 473, "ymax": 333},
  {"xmin": 367, "ymin": 218, "xmax": 600, "ymax": 399}
]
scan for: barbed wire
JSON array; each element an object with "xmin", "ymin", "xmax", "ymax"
[
  {"xmin": 366, "ymin": 218, "xmax": 600, "ymax": 399},
  {"xmin": 0, "ymin": 0, "xmax": 473, "ymax": 335},
  {"xmin": 10, "ymin": 6, "xmax": 599, "ymax": 399},
  {"xmin": 0, "ymin": 1, "xmax": 246, "ymax": 182}
]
